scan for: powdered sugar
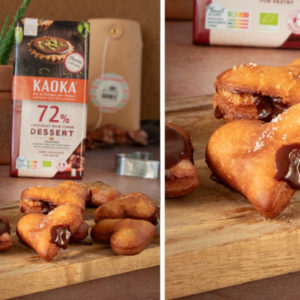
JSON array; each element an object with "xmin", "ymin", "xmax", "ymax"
[
  {"xmin": 271, "ymin": 114, "xmax": 282, "ymax": 123},
  {"xmin": 247, "ymin": 62, "xmax": 257, "ymax": 67},
  {"xmin": 248, "ymin": 128, "xmax": 276, "ymax": 153}
]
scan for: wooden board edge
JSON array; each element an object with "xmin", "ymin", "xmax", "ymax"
[
  {"xmin": 0, "ymin": 246, "xmax": 160, "ymax": 299},
  {"xmin": 165, "ymin": 229, "xmax": 300, "ymax": 299},
  {"xmin": 166, "ymin": 95, "xmax": 213, "ymax": 113}
]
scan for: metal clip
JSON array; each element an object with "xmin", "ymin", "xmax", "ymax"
[{"xmin": 115, "ymin": 151, "xmax": 160, "ymax": 179}]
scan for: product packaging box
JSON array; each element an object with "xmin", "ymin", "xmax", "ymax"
[
  {"xmin": 10, "ymin": 18, "xmax": 89, "ymax": 178},
  {"xmin": 194, "ymin": 0, "xmax": 300, "ymax": 48}
]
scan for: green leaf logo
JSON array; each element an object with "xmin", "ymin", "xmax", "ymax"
[
  {"xmin": 77, "ymin": 22, "xmax": 90, "ymax": 38},
  {"xmin": 260, "ymin": 13, "xmax": 278, "ymax": 26}
]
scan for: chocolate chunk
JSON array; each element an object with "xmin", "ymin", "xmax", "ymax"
[
  {"xmin": 165, "ymin": 126, "xmax": 193, "ymax": 169},
  {"xmin": 0, "ymin": 218, "xmax": 10, "ymax": 235},
  {"xmin": 50, "ymin": 226, "xmax": 71, "ymax": 249},
  {"xmin": 275, "ymin": 144, "xmax": 300, "ymax": 189},
  {"xmin": 214, "ymin": 105, "xmax": 224, "ymax": 119},
  {"xmin": 40, "ymin": 201, "xmax": 56, "ymax": 214},
  {"xmin": 254, "ymin": 94, "xmax": 288, "ymax": 122}
]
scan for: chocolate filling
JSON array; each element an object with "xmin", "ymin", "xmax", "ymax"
[
  {"xmin": 165, "ymin": 126, "xmax": 191, "ymax": 169},
  {"xmin": 40, "ymin": 201, "xmax": 56, "ymax": 214},
  {"xmin": 275, "ymin": 143, "xmax": 300, "ymax": 189},
  {"xmin": 254, "ymin": 94, "xmax": 288, "ymax": 122},
  {"xmin": 0, "ymin": 218, "xmax": 10, "ymax": 235},
  {"xmin": 32, "ymin": 36, "xmax": 70, "ymax": 55},
  {"xmin": 50, "ymin": 225, "xmax": 71, "ymax": 249},
  {"xmin": 214, "ymin": 105, "xmax": 224, "ymax": 119}
]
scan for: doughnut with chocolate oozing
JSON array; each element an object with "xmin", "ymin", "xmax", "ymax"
[
  {"xmin": 165, "ymin": 123, "xmax": 199, "ymax": 198},
  {"xmin": 94, "ymin": 193, "xmax": 157, "ymax": 224},
  {"xmin": 20, "ymin": 181, "xmax": 87, "ymax": 214},
  {"xmin": 213, "ymin": 62, "xmax": 300, "ymax": 122},
  {"xmin": 91, "ymin": 219, "xmax": 155, "ymax": 255},
  {"xmin": 274, "ymin": 144, "xmax": 300, "ymax": 189},
  {"xmin": 16, "ymin": 204, "xmax": 82, "ymax": 261},
  {"xmin": 83, "ymin": 181, "xmax": 121, "ymax": 207},
  {"xmin": 0, "ymin": 217, "xmax": 13, "ymax": 251},
  {"xmin": 206, "ymin": 103, "xmax": 300, "ymax": 218},
  {"xmin": 70, "ymin": 221, "xmax": 89, "ymax": 243}
]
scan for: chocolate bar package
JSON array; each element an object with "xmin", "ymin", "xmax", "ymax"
[
  {"xmin": 10, "ymin": 18, "xmax": 89, "ymax": 178},
  {"xmin": 194, "ymin": 0, "xmax": 300, "ymax": 48}
]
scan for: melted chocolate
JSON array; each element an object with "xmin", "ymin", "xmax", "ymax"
[
  {"xmin": 275, "ymin": 143, "xmax": 300, "ymax": 189},
  {"xmin": 32, "ymin": 36, "xmax": 70, "ymax": 55},
  {"xmin": 0, "ymin": 218, "xmax": 10, "ymax": 235},
  {"xmin": 50, "ymin": 226, "xmax": 71, "ymax": 249},
  {"xmin": 40, "ymin": 201, "xmax": 56, "ymax": 214},
  {"xmin": 165, "ymin": 126, "xmax": 188, "ymax": 169},
  {"xmin": 214, "ymin": 105, "xmax": 224, "ymax": 119},
  {"xmin": 254, "ymin": 94, "xmax": 288, "ymax": 122}
]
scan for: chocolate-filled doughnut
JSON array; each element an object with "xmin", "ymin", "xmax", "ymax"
[
  {"xmin": 206, "ymin": 103, "xmax": 300, "ymax": 218},
  {"xmin": 0, "ymin": 217, "xmax": 13, "ymax": 251},
  {"xmin": 20, "ymin": 181, "xmax": 87, "ymax": 214},
  {"xmin": 165, "ymin": 123, "xmax": 199, "ymax": 198},
  {"xmin": 83, "ymin": 181, "xmax": 121, "ymax": 207},
  {"xmin": 17, "ymin": 204, "xmax": 82, "ymax": 261},
  {"xmin": 213, "ymin": 62, "xmax": 300, "ymax": 122}
]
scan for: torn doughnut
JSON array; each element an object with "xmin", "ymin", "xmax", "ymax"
[
  {"xmin": 0, "ymin": 217, "xmax": 13, "ymax": 251},
  {"xmin": 16, "ymin": 204, "xmax": 82, "ymax": 261},
  {"xmin": 94, "ymin": 193, "xmax": 157, "ymax": 224},
  {"xmin": 165, "ymin": 123, "xmax": 199, "ymax": 198},
  {"xmin": 82, "ymin": 181, "xmax": 121, "ymax": 207},
  {"xmin": 206, "ymin": 103, "xmax": 300, "ymax": 218},
  {"xmin": 214, "ymin": 62, "xmax": 300, "ymax": 122},
  {"xmin": 20, "ymin": 181, "xmax": 87, "ymax": 214},
  {"xmin": 91, "ymin": 219, "xmax": 155, "ymax": 255}
]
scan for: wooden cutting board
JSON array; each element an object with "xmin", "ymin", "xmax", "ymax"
[
  {"xmin": 0, "ymin": 185, "xmax": 159, "ymax": 299},
  {"xmin": 165, "ymin": 96, "xmax": 300, "ymax": 299}
]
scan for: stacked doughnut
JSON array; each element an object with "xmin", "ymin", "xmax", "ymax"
[
  {"xmin": 17, "ymin": 181, "xmax": 89, "ymax": 261},
  {"xmin": 92, "ymin": 193, "xmax": 157, "ymax": 255},
  {"xmin": 206, "ymin": 58, "xmax": 300, "ymax": 218}
]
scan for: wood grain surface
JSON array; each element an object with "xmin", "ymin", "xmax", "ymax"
[
  {"xmin": 165, "ymin": 96, "xmax": 300, "ymax": 299},
  {"xmin": 0, "ymin": 194, "xmax": 159, "ymax": 299},
  {"xmin": 0, "ymin": 146, "xmax": 160, "ymax": 299}
]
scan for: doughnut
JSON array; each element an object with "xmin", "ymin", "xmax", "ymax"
[
  {"xmin": 17, "ymin": 204, "xmax": 82, "ymax": 261},
  {"xmin": 91, "ymin": 219, "xmax": 155, "ymax": 255},
  {"xmin": 0, "ymin": 217, "xmax": 13, "ymax": 251},
  {"xmin": 206, "ymin": 103, "xmax": 300, "ymax": 218},
  {"xmin": 20, "ymin": 181, "xmax": 87, "ymax": 214},
  {"xmin": 82, "ymin": 181, "xmax": 121, "ymax": 207},
  {"xmin": 165, "ymin": 123, "xmax": 199, "ymax": 197},
  {"xmin": 213, "ymin": 61, "xmax": 300, "ymax": 122},
  {"xmin": 94, "ymin": 193, "xmax": 157, "ymax": 224},
  {"xmin": 70, "ymin": 221, "xmax": 89, "ymax": 243}
]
